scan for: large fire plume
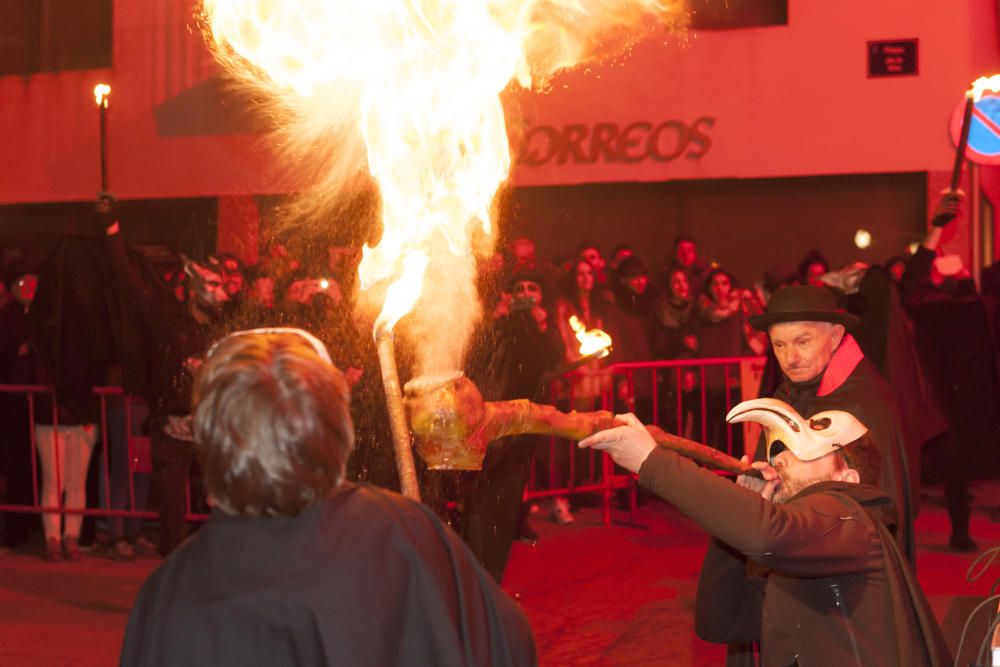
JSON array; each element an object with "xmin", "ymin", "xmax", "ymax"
[{"xmin": 203, "ymin": 0, "xmax": 686, "ymax": 374}]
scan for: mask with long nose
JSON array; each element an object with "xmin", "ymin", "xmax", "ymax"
[{"xmin": 726, "ymin": 398, "xmax": 868, "ymax": 463}]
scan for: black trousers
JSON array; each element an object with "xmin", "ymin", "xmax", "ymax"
[
  {"xmin": 460, "ymin": 435, "xmax": 536, "ymax": 582},
  {"xmin": 150, "ymin": 424, "xmax": 197, "ymax": 557}
]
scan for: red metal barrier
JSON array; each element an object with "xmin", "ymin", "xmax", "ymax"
[
  {"xmin": 0, "ymin": 384, "xmax": 208, "ymax": 524},
  {"xmin": 524, "ymin": 356, "xmax": 766, "ymax": 525},
  {"xmin": 1, "ymin": 355, "xmax": 765, "ymax": 532}
]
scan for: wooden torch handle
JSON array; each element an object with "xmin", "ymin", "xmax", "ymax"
[{"xmin": 482, "ymin": 399, "xmax": 752, "ymax": 475}]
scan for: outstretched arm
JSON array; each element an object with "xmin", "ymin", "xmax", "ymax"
[{"xmin": 580, "ymin": 416, "xmax": 877, "ymax": 576}]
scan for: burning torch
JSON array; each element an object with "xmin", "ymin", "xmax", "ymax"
[
  {"xmin": 950, "ymin": 75, "xmax": 1000, "ymax": 190},
  {"xmin": 540, "ymin": 316, "xmax": 613, "ymax": 384},
  {"xmin": 93, "ymin": 83, "xmax": 111, "ymax": 193}
]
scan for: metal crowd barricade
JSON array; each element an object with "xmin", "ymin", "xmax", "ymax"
[
  {"xmin": 523, "ymin": 355, "xmax": 766, "ymax": 525},
  {"xmin": 0, "ymin": 384, "xmax": 208, "ymax": 525},
  {"xmin": 1, "ymin": 357, "xmax": 765, "ymax": 533}
]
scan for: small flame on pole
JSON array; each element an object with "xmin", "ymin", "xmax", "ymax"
[
  {"xmin": 569, "ymin": 315, "xmax": 612, "ymax": 359},
  {"xmin": 93, "ymin": 83, "xmax": 111, "ymax": 108}
]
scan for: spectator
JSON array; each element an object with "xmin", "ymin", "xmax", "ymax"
[
  {"xmin": 898, "ymin": 190, "xmax": 998, "ymax": 552},
  {"xmin": 653, "ymin": 266, "xmax": 699, "ymax": 437},
  {"xmin": 29, "ymin": 251, "xmax": 102, "ymax": 561},
  {"xmin": 666, "ymin": 234, "xmax": 710, "ymax": 299},
  {"xmin": 104, "ymin": 211, "xmax": 231, "ymax": 557},
  {"xmin": 120, "ymin": 329, "xmax": 536, "ymax": 666},
  {"xmin": 695, "ymin": 268, "xmax": 765, "ymax": 452},
  {"xmin": 247, "ymin": 269, "xmax": 276, "ymax": 311},
  {"xmin": 161, "ymin": 263, "xmax": 187, "ymax": 304},
  {"xmin": 577, "ymin": 240, "xmax": 610, "ymax": 291},
  {"xmin": 797, "ymin": 248, "xmax": 829, "ymax": 287},
  {"xmin": 609, "ymin": 244, "xmax": 634, "ymax": 272},
  {"xmin": 0, "ymin": 265, "xmax": 36, "ymax": 548},
  {"xmin": 609, "ymin": 256, "xmax": 656, "ymax": 417},
  {"xmin": 552, "ymin": 258, "xmax": 614, "ymax": 523},
  {"xmin": 554, "ymin": 258, "xmax": 613, "ymax": 410},
  {"xmin": 464, "ymin": 270, "xmax": 562, "ymax": 578},
  {"xmin": 507, "ymin": 236, "xmax": 540, "ymax": 274},
  {"xmin": 886, "ymin": 255, "xmax": 908, "ymax": 283},
  {"xmin": 655, "ymin": 267, "xmax": 697, "ymax": 360}
]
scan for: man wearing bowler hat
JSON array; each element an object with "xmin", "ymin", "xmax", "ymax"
[{"xmin": 749, "ymin": 284, "xmax": 915, "ymax": 565}]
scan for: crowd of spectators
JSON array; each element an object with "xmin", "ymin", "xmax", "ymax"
[{"xmin": 0, "ymin": 190, "xmax": 998, "ymax": 564}]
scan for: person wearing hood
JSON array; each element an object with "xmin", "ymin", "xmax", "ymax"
[{"xmin": 579, "ymin": 399, "xmax": 951, "ymax": 666}]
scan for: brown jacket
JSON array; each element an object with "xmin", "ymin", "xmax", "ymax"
[{"xmin": 638, "ymin": 448, "xmax": 950, "ymax": 666}]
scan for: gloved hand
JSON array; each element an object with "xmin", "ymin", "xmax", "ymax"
[
  {"xmin": 930, "ymin": 190, "xmax": 963, "ymax": 227},
  {"xmin": 578, "ymin": 412, "xmax": 657, "ymax": 474}
]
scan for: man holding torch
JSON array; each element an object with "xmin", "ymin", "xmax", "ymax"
[{"xmin": 580, "ymin": 400, "xmax": 951, "ymax": 666}]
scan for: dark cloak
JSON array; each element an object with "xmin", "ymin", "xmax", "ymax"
[
  {"xmin": 461, "ymin": 311, "xmax": 562, "ymax": 580},
  {"xmin": 120, "ymin": 482, "xmax": 537, "ymax": 666},
  {"xmin": 847, "ymin": 266, "xmax": 947, "ymax": 506},
  {"xmin": 763, "ymin": 346, "xmax": 916, "ymax": 565},
  {"xmin": 29, "ymin": 236, "xmax": 121, "ymax": 423}
]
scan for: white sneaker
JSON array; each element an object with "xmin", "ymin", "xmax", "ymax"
[{"xmin": 551, "ymin": 497, "xmax": 575, "ymax": 525}]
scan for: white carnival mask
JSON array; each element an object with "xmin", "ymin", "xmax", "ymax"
[{"xmin": 726, "ymin": 398, "xmax": 868, "ymax": 462}]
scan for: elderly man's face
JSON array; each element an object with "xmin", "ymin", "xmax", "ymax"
[{"xmin": 768, "ymin": 321, "xmax": 845, "ymax": 384}]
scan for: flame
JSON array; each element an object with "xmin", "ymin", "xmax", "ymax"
[
  {"xmin": 970, "ymin": 75, "xmax": 1000, "ymax": 102},
  {"xmin": 569, "ymin": 315, "xmax": 612, "ymax": 358},
  {"xmin": 203, "ymin": 0, "xmax": 685, "ymax": 368},
  {"xmin": 93, "ymin": 83, "xmax": 111, "ymax": 108}
]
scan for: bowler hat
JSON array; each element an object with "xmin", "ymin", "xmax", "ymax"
[{"xmin": 749, "ymin": 285, "xmax": 859, "ymax": 331}]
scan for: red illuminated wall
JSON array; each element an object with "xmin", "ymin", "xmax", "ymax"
[{"xmin": 0, "ymin": 0, "xmax": 997, "ymax": 261}]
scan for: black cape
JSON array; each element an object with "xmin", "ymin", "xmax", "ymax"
[
  {"xmin": 762, "ymin": 354, "xmax": 915, "ymax": 565},
  {"xmin": 120, "ymin": 482, "xmax": 536, "ymax": 666},
  {"xmin": 752, "ymin": 335, "xmax": 916, "ymax": 566}
]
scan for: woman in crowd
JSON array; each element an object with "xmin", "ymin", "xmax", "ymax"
[
  {"xmin": 554, "ymin": 259, "xmax": 614, "ymax": 411},
  {"xmin": 551, "ymin": 258, "xmax": 614, "ymax": 523},
  {"xmin": 652, "ymin": 266, "xmax": 700, "ymax": 437},
  {"xmin": 694, "ymin": 267, "xmax": 766, "ymax": 452}
]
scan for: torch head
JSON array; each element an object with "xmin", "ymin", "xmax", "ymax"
[{"xmin": 403, "ymin": 372, "xmax": 488, "ymax": 470}]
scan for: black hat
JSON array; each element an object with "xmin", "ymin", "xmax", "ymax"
[
  {"xmin": 506, "ymin": 268, "xmax": 546, "ymax": 293},
  {"xmin": 749, "ymin": 285, "xmax": 859, "ymax": 331},
  {"xmin": 617, "ymin": 256, "xmax": 648, "ymax": 279}
]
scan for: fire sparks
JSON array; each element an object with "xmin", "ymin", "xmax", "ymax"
[
  {"xmin": 203, "ymin": 0, "xmax": 685, "ymax": 371},
  {"xmin": 569, "ymin": 315, "xmax": 612, "ymax": 359}
]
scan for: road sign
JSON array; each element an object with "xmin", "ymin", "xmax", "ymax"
[{"xmin": 951, "ymin": 93, "xmax": 1000, "ymax": 165}]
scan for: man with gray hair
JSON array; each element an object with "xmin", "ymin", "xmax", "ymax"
[
  {"xmin": 120, "ymin": 329, "xmax": 536, "ymax": 666},
  {"xmin": 750, "ymin": 285, "xmax": 915, "ymax": 564}
]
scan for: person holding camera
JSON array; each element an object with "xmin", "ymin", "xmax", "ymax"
[{"xmin": 463, "ymin": 270, "xmax": 563, "ymax": 578}]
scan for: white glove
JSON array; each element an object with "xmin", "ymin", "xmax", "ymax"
[{"xmin": 578, "ymin": 413, "xmax": 657, "ymax": 474}]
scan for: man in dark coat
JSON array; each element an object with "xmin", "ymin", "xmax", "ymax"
[
  {"xmin": 121, "ymin": 329, "xmax": 535, "ymax": 666},
  {"xmin": 749, "ymin": 285, "xmax": 915, "ymax": 565},
  {"xmin": 580, "ymin": 399, "xmax": 950, "ymax": 666},
  {"xmin": 103, "ymin": 214, "xmax": 229, "ymax": 556},
  {"xmin": 462, "ymin": 270, "xmax": 562, "ymax": 580}
]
